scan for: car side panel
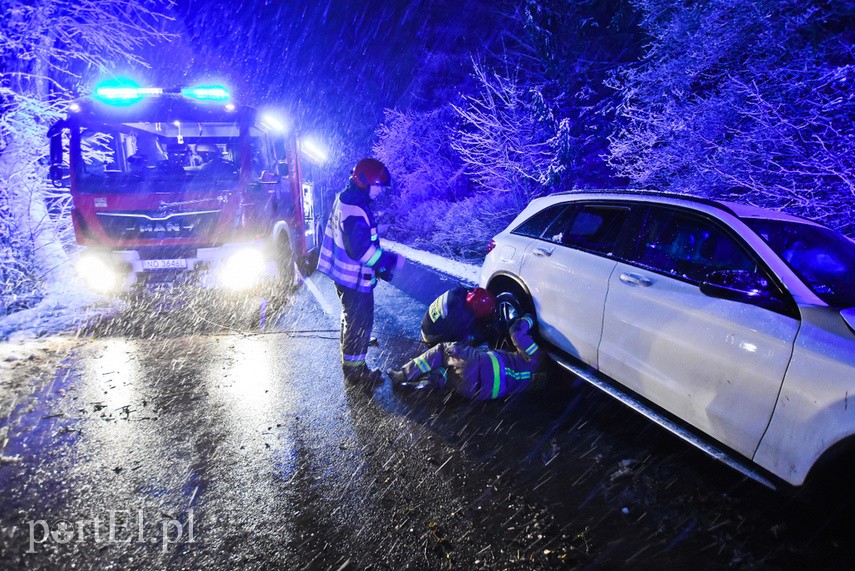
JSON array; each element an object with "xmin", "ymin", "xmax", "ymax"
[
  {"xmin": 599, "ymin": 261, "xmax": 799, "ymax": 459},
  {"xmin": 521, "ymin": 245, "xmax": 616, "ymax": 366},
  {"xmin": 754, "ymin": 307, "xmax": 855, "ymax": 486},
  {"xmin": 480, "ymin": 232, "xmax": 532, "ymax": 288}
]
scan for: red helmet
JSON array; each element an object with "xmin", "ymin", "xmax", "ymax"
[
  {"xmin": 351, "ymin": 158, "xmax": 391, "ymax": 190},
  {"xmin": 466, "ymin": 287, "xmax": 496, "ymax": 319}
]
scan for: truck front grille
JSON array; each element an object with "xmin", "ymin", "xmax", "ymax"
[{"xmin": 96, "ymin": 210, "xmax": 221, "ymax": 241}]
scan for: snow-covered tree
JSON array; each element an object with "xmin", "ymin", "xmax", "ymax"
[
  {"xmin": 0, "ymin": 0, "xmax": 173, "ymax": 313},
  {"xmin": 373, "ymin": 0, "xmax": 641, "ymax": 260},
  {"xmin": 607, "ymin": 0, "xmax": 855, "ymax": 234},
  {"xmin": 375, "ymin": 108, "xmax": 466, "ymax": 205},
  {"xmin": 451, "ymin": 61, "xmax": 561, "ymax": 209},
  {"xmin": 372, "ymin": 106, "xmax": 479, "ymax": 252},
  {"xmin": 522, "ymin": 0, "xmax": 641, "ymax": 190}
]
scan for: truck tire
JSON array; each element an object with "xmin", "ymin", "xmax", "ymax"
[{"xmin": 269, "ymin": 233, "xmax": 295, "ymax": 306}]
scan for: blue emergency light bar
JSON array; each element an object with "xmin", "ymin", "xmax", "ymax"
[
  {"xmin": 181, "ymin": 86, "xmax": 231, "ymax": 101},
  {"xmin": 91, "ymin": 78, "xmax": 231, "ymax": 106},
  {"xmin": 95, "ymin": 86, "xmax": 163, "ymax": 99}
]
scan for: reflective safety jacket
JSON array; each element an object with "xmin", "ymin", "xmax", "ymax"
[
  {"xmin": 318, "ymin": 187, "xmax": 399, "ymax": 292},
  {"xmin": 421, "ymin": 286, "xmax": 494, "ymax": 346}
]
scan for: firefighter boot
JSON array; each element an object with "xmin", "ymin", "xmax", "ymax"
[
  {"xmin": 344, "ymin": 364, "xmax": 384, "ymax": 386},
  {"xmin": 387, "ymin": 368, "xmax": 408, "ymax": 387},
  {"xmin": 388, "ymin": 368, "xmax": 443, "ymax": 391}
]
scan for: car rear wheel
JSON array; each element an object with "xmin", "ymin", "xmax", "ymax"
[{"xmin": 491, "ymin": 285, "xmax": 533, "ymax": 350}]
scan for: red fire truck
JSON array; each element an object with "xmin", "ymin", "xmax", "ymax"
[{"xmin": 48, "ymin": 82, "xmax": 325, "ymax": 294}]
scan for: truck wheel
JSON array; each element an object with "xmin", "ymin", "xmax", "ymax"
[{"xmin": 269, "ymin": 234, "xmax": 295, "ymax": 305}]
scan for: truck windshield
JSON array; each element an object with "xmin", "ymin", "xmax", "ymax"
[
  {"xmin": 745, "ymin": 218, "xmax": 855, "ymax": 309},
  {"xmin": 75, "ymin": 121, "xmax": 266, "ymax": 192}
]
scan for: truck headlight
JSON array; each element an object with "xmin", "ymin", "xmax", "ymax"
[
  {"xmin": 76, "ymin": 253, "xmax": 119, "ymax": 293},
  {"xmin": 220, "ymin": 248, "xmax": 265, "ymax": 290}
]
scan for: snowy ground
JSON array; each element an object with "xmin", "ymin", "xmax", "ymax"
[
  {"xmin": 0, "ymin": 241, "xmax": 474, "ymax": 462},
  {"xmin": 0, "ymin": 239, "xmax": 476, "ymax": 344},
  {"xmin": 0, "ymin": 283, "xmax": 121, "ymax": 435}
]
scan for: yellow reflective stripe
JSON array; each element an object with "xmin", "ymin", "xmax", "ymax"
[
  {"xmin": 505, "ymin": 369, "xmax": 531, "ymax": 380},
  {"xmin": 358, "ymin": 243, "xmax": 380, "ymax": 264},
  {"xmin": 428, "ymin": 291, "xmax": 449, "ymax": 323},
  {"xmin": 525, "ymin": 342, "xmax": 538, "ymax": 355},
  {"xmin": 342, "ymin": 359, "xmax": 366, "ymax": 368},
  {"xmin": 364, "ymin": 247, "xmax": 383, "ymax": 267},
  {"xmin": 415, "ymin": 357, "xmax": 431, "ymax": 373},
  {"xmin": 488, "ymin": 352, "xmax": 502, "ymax": 399}
]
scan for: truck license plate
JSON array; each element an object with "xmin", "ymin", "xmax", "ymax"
[{"xmin": 142, "ymin": 259, "xmax": 187, "ymax": 270}]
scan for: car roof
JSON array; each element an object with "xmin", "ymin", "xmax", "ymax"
[{"xmin": 541, "ymin": 190, "xmax": 824, "ymax": 227}]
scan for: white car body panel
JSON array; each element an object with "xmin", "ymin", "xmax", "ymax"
[
  {"xmin": 480, "ymin": 232, "xmax": 533, "ymax": 285},
  {"xmin": 754, "ymin": 306, "xmax": 855, "ymax": 485},
  {"xmin": 599, "ymin": 261, "xmax": 799, "ymax": 459},
  {"xmin": 521, "ymin": 244, "xmax": 615, "ymax": 365}
]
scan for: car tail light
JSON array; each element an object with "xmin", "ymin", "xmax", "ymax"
[{"xmin": 486, "ymin": 239, "xmax": 496, "ymax": 254}]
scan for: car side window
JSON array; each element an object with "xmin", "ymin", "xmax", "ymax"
[
  {"xmin": 545, "ymin": 205, "xmax": 630, "ymax": 256},
  {"xmin": 635, "ymin": 208, "xmax": 757, "ymax": 283},
  {"xmin": 511, "ymin": 204, "xmax": 568, "ymax": 238}
]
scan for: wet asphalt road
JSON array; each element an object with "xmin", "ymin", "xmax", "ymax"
[{"xmin": 1, "ymin": 267, "xmax": 854, "ymax": 570}]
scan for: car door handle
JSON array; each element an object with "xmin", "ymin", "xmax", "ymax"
[
  {"xmin": 619, "ymin": 272, "xmax": 653, "ymax": 287},
  {"xmin": 533, "ymin": 247, "xmax": 554, "ymax": 257}
]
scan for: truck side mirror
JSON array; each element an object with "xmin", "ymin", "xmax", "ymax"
[
  {"xmin": 49, "ymin": 164, "xmax": 70, "ymax": 188},
  {"xmin": 48, "ymin": 122, "xmax": 70, "ymax": 188},
  {"xmin": 276, "ymin": 160, "xmax": 289, "ymax": 177}
]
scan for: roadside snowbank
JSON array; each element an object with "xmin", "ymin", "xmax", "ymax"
[
  {"xmin": 383, "ymin": 240, "xmax": 481, "ymax": 286},
  {"xmin": 0, "ymin": 287, "xmax": 118, "ymax": 342}
]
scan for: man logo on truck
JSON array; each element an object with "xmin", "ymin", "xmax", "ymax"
[{"xmin": 139, "ymin": 221, "xmax": 182, "ymax": 234}]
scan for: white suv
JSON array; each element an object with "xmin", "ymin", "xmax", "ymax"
[{"xmin": 480, "ymin": 191, "xmax": 855, "ymax": 490}]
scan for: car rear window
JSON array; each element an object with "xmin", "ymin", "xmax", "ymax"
[
  {"xmin": 511, "ymin": 202, "xmax": 631, "ymax": 256},
  {"xmin": 511, "ymin": 204, "xmax": 568, "ymax": 238},
  {"xmin": 545, "ymin": 205, "xmax": 631, "ymax": 256}
]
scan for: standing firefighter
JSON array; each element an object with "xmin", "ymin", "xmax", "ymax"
[
  {"xmin": 421, "ymin": 286, "xmax": 498, "ymax": 346},
  {"xmin": 318, "ymin": 158, "xmax": 404, "ymax": 384},
  {"xmin": 388, "ymin": 315, "xmax": 544, "ymax": 400}
]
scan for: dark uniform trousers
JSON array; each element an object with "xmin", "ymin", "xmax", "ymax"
[{"xmin": 335, "ymin": 283, "xmax": 374, "ymax": 371}]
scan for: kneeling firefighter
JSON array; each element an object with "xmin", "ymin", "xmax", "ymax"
[
  {"xmin": 318, "ymin": 158, "xmax": 405, "ymax": 384},
  {"xmin": 388, "ymin": 315, "xmax": 545, "ymax": 400},
  {"xmin": 421, "ymin": 286, "xmax": 498, "ymax": 346}
]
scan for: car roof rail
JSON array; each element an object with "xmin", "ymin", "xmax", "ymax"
[{"xmin": 549, "ymin": 188, "xmax": 739, "ymax": 218}]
